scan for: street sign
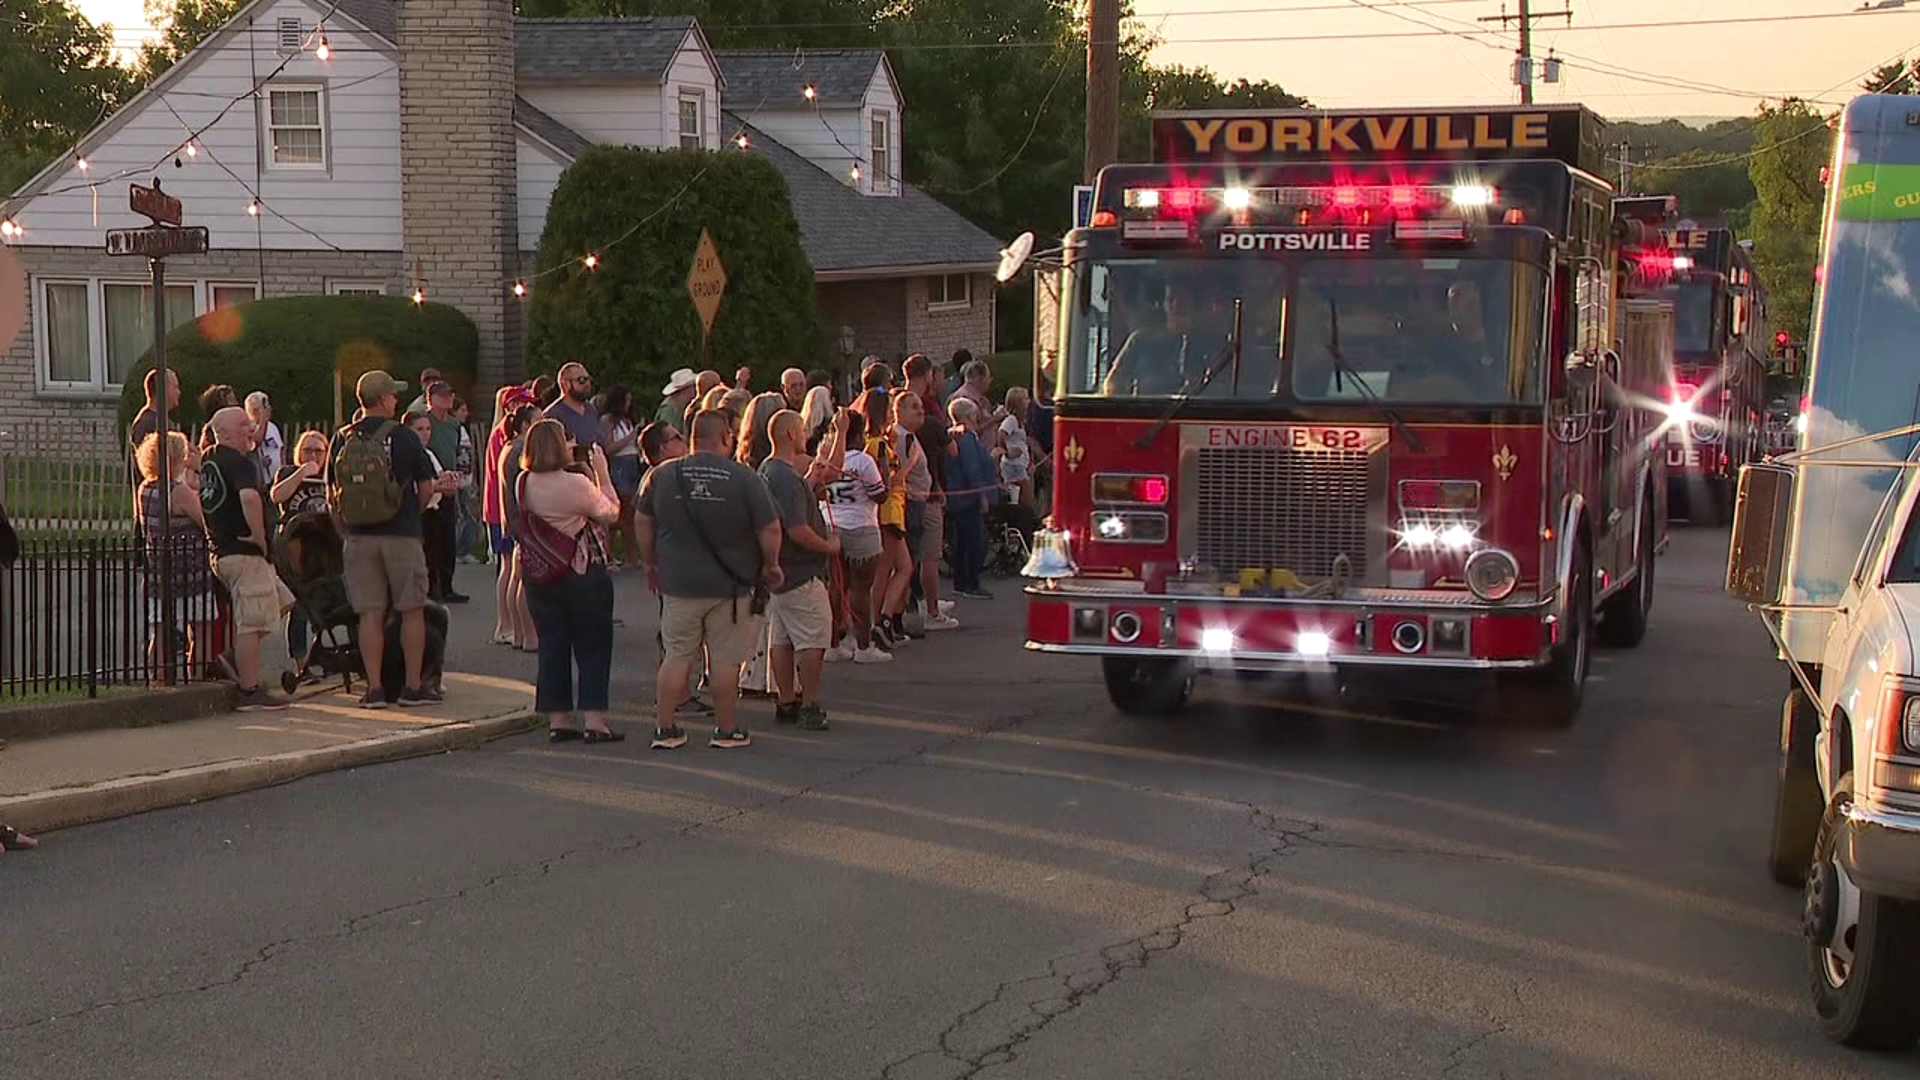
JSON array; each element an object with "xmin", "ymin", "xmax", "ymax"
[
  {"xmin": 129, "ymin": 182, "xmax": 181, "ymax": 226},
  {"xmin": 1073, "ymin": 185, "xmax": 1094, "ymax": 229},
  {"xmin": 686, "ymin": 228, "xmax": 727, "ymax": 337},
  {"xmin": 107, "ymin": 226, "xmax": 209, "ymax": 258}
]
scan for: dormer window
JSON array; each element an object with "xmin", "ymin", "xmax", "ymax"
[
  {"xmin": 678, "ymin": 90, "xmax": 704, "ymax": 151},
  {"xmin": 870, "ymin": 111, "xmax": 892, "ymax": 194}
]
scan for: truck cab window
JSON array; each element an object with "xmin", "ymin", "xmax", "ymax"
[{"xmin": 1064, "ymin": 261, "xmax": 1283, "ymax": 399}]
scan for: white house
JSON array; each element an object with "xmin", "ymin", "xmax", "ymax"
[{"xmin": 0, "ymin": 0, "xmax": 1002, "ymax": 433}]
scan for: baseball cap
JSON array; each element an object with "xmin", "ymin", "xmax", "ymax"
[{"xmin": 356, "ymin": 370, "xmax": 407, "ymax": 405}]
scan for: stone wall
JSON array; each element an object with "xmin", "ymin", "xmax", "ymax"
[
  {"xmin": 399, "ymin": 0, "xmax": 518, "ymax": 391},
  {"xmin": 903, "ymin": 272, "xmax": 996, "ymax": 367},
  {"xmin": 817, "ymin": 272, "xmax": 997, "ymax": 376},
  {"xmin": 0, "ymin": 245, "xmax": 403, "ymax": 437}
]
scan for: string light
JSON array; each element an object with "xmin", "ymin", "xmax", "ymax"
[
  {"xmin": 850, "ymin": 165, "xmax": 862, "ymax": 183},
  {"xmin": 314, "ymin": 33, "xmax": 331, "ymax": 61},
  {"xmin": 582, "ymin": 253, "xmax": 599, "ymax": 270},
  {"xmin": 76, "ymin": 156, "xmax": 89, "ymax": 172},
  {"xmin": 411, "ymin": 288, "xmax": 425, "ymax": 305},
  {"xmin": 0, "ymin": 218, "xmax": 20, "ymax": 239},
  {"xmin": 511, "ymin": 281, "xmax": 527, "ymax": 297},
  {"xmin": 734, "ymin": 133, "xmax": 750, "ymax": 150},
  {"xmin": 246, "ymin": 200, "xmax": 260, "ymax": 216},
  {"xmin": 802, "ymin": 84, "xmax": 817, "ymax": 101},
  {"xmin": 184, "ymin": 141, "xmax": 197, "ymax": 158}
]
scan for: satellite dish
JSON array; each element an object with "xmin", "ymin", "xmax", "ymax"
[{"xmin": 995, "ymin": 232, "xmax": 1035, "ymax": 284}]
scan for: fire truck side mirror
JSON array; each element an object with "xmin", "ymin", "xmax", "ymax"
[
  {"xmin": 1727, "ymin": 462, "xmax": 1796, "ymax": 604},
  {"xmin": 1564, "ymin": 349, "xmax": 1600, "ymax": 392}
]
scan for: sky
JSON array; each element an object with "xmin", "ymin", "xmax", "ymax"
[{"xmin": 73, "ymin": 0, "xmax": 1920, "ymax": 120}]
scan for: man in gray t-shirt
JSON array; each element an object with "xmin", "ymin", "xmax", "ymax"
[
  {"xmin": 636, "ymin": 408, "xmax": 780, "ymax": 751},
  {"xmin": 758, "ymin": 410, "xmax": 839, "ymax": 731}
]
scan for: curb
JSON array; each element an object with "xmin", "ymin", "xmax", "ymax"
[
  {"xmin": 0, "ymin": 708, "xmax": 540, "ymax": 835},
  {"xmin": 0, "ymin": 684, "xmax": 237, "ymax": 743}
]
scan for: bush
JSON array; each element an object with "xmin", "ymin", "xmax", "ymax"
[
  {"xmin": 527, "ymin": 146, "xmax": 823, "ymax": 398},
  {"xmin": 116, "ymin": 295, "xmax": 478, "ymax": 432}
]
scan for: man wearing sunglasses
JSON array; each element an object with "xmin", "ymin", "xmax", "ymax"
[{"xmin": 545, "ymin": 361, "xmax": 609, "ymax": 452}]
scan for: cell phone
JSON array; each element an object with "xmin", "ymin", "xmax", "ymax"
[{"xmin": 573, "ymin": 445, "xmax": 593, "ymax": 464}]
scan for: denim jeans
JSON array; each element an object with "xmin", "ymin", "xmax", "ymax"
[
  {"xmin": 525, "ymin": 565, "xmax": 614, "ymax": 713},
  {"xmin": 286, "ymin": 608, "xmax": 309, "ymax": 662},
  {"xmin": 951, "ymin": 509, "xmax": 986, "ymax": 593}
]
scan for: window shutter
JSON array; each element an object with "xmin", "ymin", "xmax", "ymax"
[{"xmin": 277, "ymin": 17, "xmax": 304, "ymax": 54}]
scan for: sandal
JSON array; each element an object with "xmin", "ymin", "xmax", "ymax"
[
  {"xmin": 549, "ymin": 728, "xmax": 583, "ymax": 743},
  {"xmin": 583, "ymin": 728, "xmax": 626, "ymax": 745}
]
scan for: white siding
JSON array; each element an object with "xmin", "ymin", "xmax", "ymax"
[
  {"xmin": 862, "ymin": 65, "xmax": 902, "ymax": 197},
  {"xmin": 517, "ymin": 135, "xmax": 567, "ymax": 253},
  {"xmin": 740, "ymin": 108, "xmax": 864, "ymax": 184},
  {"xmin": 8, "ymin": 0, "xmax": 399, "ymax": 252},
  {"xmin": 519, "ymin": 84, "xmax": 663, "ymax": 148},
  {"xmin": 661, "ymin": 39, "xmax": 722, "ymax": 151}
]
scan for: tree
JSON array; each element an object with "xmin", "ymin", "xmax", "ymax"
[
  {"xmin": 1144, "ymin": 65, "xmax": 1306, "ymax": 111},
  {"xmin": 134, "ymin": 0, "xmax": 244, "ymax": 84},
  {"xmin": 1747, "ymin": 100, "xmax": 1833, "ymax": 344},
  {"xmin": 527, "ymin": 147, "xmax": 822, "ymax": 392},
  {"xmin": 1630, "ymin": 147, "xmax": 1756, "ymax": 224},
  {"xmin": 0, "ymin": 0, "xmax": 129, "ymax": 194},
  {"xmin": 1864, "ymin": 58, "xmax": 1919, "ymax": 95}
]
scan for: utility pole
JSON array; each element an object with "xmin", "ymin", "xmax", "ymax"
[
  {"xmin": 1085, "ymin": 0, "xmax": 1120, "ymax": 184},
  {"xmin": 1480, "ymin": 0, "xmax": 1573, "ymax": 106},
  {"xmin": 1618, "ymin": 140, "xmax": 1631, "ymax": 191}
]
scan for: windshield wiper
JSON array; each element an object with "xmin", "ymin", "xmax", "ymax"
[
  {"xmin": 1134, "ymin": 298, "xmax": 1243, "ymax": 448},
  {"xmin": 1323, "ymin": 296, "xmax": 1427, "ymax": 454}
]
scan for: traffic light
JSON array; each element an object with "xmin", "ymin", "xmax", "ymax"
[{"xmin": 1775, "ymin": 330, "xmax": 1791, "ymax": 348}]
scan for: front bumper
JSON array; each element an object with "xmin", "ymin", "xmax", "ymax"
[
  {"xmin": 1024, "ymin": 580, "xmax": 1554, "ymax": 672},
  {"xmin": 1838, "ymin": 803, "xmax": 1920, "ymax": 902}
]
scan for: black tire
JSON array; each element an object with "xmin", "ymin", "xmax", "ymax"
[
  {"xmin": 281, "ymin": 669, "xmax": 300, "ymax": 695},
  {"xmin": 1503, "ymin": 543, "xmax": 1591, "ymax": 729},
  {"xmin": 1103, "ymin": 657, "xmax": 1193, "ymax": 716},
  {"xmin": 1805, "ymin": 773, "xmax": 1920, "ymax": 1050},
  {"xmin": 1598, "ymin": 498, "xmax": 1654, "ymax": 648},
  {"xmin": 1769, "ymin": 686, "xmax": 1824, "ymax": 888}
]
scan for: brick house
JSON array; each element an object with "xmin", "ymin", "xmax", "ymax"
[{"xmin": 0, "ymin": 0, "xmax": 1002, "ymax": 432}]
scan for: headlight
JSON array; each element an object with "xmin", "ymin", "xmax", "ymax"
[
  {"xmin": 1438, "ymin": 523, "xmax": 1476, "ymax": 551},
  {"xmin": 1663, "ymin": 399, "xmax": 1697, "ymax": 425},
  {"xmin": 1295, "ymin": 630, "xmax": 1331, "ymax": 657},
  {"xmin": 1464, "ymin": 548, "xmax": 1520, "ymax": 602},
  {"xmin": 1201, "ymin": 627, "xmax": 1235, "ymax": 653},
  {"xmin": 1906, "ymin": 696, "xmax": 1920, "ymax": 754}
]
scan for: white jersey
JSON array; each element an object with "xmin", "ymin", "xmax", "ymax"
[{"xmin": 822, "ymin": 449, "xmax": 885, "ymax": 531}]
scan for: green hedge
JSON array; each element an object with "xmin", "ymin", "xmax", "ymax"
[
  {"xmin": 116, "ymin": 295, "xmax": 478, "ymax": 431},
  {"xmin": 527, "ymin": 146, "xmax": 823, "ymax": 397}
]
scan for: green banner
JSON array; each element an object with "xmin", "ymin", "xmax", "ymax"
[{"xmin": 1836, "ymin": 163, "xmax": 1920, "ymax": 221}]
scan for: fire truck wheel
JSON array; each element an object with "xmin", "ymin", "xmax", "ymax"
[
  {"xmin": 1597, "ymin": 498, "xmax": 1655, "ymax": 649},
  {"xmin": 1102, "ymin": 657, "xmax": 1193, "ymax": 716},
  {"xmin": 1806, "ymin": 773, "xmax": 1920, "ymax": 1050},
  {"xmin": 1502, "ymin": 545, "xmax": 1590, "ymax": 729},
  {"xmin": 1769, "ymin": 686, "xmax": 1823, "ymax": 888}
]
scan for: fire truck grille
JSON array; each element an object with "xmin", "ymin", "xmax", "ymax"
[{"xmin": 1193, "ymin": 447, "xmax": 1372, "ymax": 581}]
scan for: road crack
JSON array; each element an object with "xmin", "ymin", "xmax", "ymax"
[{"xmin": 877, "ymin": 803, "xmax": 1319, "ymax": 1080}]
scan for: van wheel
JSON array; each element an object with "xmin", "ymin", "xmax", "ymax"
[
  {"xmin": 1806, "ymin": 773, "xmax": 1920, "ymax": 1049},
  {"xmin": 1769, "ymin": 687, "xmax": 1823, "ymax": 887},
  {"xmin": 1103, "ymin": 657, "xmax": 1193, "ymax": 716},
  {"xmin": 1598, "ymin": 499, "xmax": 1654, "ymax": 648},
  {"xmin": 1502, "ymin": 545, "xmax": 1590, "ymax": 728}
]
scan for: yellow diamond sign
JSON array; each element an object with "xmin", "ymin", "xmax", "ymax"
[{"xmin": 686, "ymin": 229, "xmax": 727, "ymax": 337}]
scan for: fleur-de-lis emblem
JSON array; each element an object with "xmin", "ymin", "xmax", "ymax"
[
  {"xmin": 1063, "ymin": 436, "xmax": 1085, "ymax": 473},
  {"xmin": 1493, "ymin": 444, "xmax": 1518, "ymax": 481}
]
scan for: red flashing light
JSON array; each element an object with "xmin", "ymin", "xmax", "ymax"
[
  {"xmin": 1137, "ymin": 476, "xmax": 1169, "ymax": 504},
  {"xmin": 1167, "ymin": 188, "xmax": 1197, "ymax": 211},
  {"xmin": 1090, "ymin": 210, "xmax": 1117, "ymax": 227},
  {"xmin": 1389, "ymin": 187, "xmax": 1416, "ymax": 209},
  {"xmin": 1775, "ymin": 330, "xmax": 1791, "ymax": 346},
  {"xmin": 1333, "ymin": 187, "xmax": 1360, "ymax": 207}
]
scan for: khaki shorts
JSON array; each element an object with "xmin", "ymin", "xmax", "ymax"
[
  {"xmin": 917, "ymin": 500, "xmax": 946, "ymax": 562},
  {"xmin": 661, "ymin": 594, "xmax": 758, "ymax": 668},
  {"xmin": 214, "ymin": 554, "xmax": 294, "ymax": 635},
  {"xmin": 768, "ymin": 578, "xmax": 832, "ymax": 651},
  {"xmin": 342, "ymin": 533, "xmax": 430, "ymax": 614}
]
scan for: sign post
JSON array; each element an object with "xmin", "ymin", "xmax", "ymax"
[
  {"xmin": 685, "ymin": 228, "xmax": 727, "ymax": 364},
  {"xmin": 112, "ymin": 179, "xmax": 206, "ymax": 685}
]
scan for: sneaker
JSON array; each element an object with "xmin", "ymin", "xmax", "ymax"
[
  {"xmin": 677, "ymin": 695, "xmax": 716, "ymax": 717},
  {"xmin": 235, "ymin": 685, "xmax": 290, "ymax": 711},
  {"xmin": 924, "ymin": 614, "xmax": 961, "ymax": 632},
  {"xmin": 710, "ymin": 726, "xmax": 752, "ymax": 749},
  {"xmin": 854, "ymin": 645, "xmax": 894, "ymax": 664},
  {"xmin": 650, "ymin": 725, "xmax": 689, "ymax": 750},
  {"xmin": 938, "ymin": 600, "xmax": 957, "ymax": 615},
  {"xmin": 356, "ymin": 687, "xmax": 389, "ymax": 710},
  {"xmin": 825, "ymin": 642, "xmax": 856, "ymax": 663},
  {"xmin": 797, "ymin": 704, "xmax": 830, "ymax": 732},
  {"xmin": 395, "ymin": 685, "xmax": 444, "ymax": 708},
  {"xmin": 443, "ymin": 592, "xmax": 472, "ymax": 604},
  {"xmin": 956, "ymin": 588, "xmax": 995, "ymax": 600},
  {"xmin": 775, "ymin": 701, "xmax": 801, "ymax": 725}
]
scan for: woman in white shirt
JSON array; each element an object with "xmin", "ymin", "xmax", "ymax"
[
  {"xmin": 821, "ymin": 410, "xmax": 890, "ymax": 663},
  {"xmin": 405, "ymin": 411, "xmax": 462, "ymax": 513},
  {"xmin": 999, "ymin": 386, "xmax": 1035, "ymax": 510}
]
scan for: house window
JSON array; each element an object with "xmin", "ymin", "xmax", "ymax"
[
  {"xmin": 266, "ymin": 86, "xmax": 326, "ymax": 168},
  {"xmin": 871, "ymin": 112, "xmax": 891, "ymax": 192},
  {"xmin": 35, "ymin": 279, "xmax": 254, "ymax": 393},
  {"xmin": 678, "ymin": 91, "xmax": 703, "ymax": 150},
  {"xmin": 928, "ymin": 274, "xmax": 972, "ymax": 312},
  {"xmin": 328, "ymin": 281, "xmax": 385, "ymax": 296}
]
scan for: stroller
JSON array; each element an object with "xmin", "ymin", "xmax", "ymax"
[
  {"xmin": 274, "ymin": 510, "xmax": 449, "ymax": 697},
  {"xmin": 985, "ymin": 502, "xmax": 1040, "ymax": 579}
]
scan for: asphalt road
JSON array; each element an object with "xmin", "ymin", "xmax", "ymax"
[{"xmin": 2, "ymin": 530, "xmax": 1908, "ymax": 1079}]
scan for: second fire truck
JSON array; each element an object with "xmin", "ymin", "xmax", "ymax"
[{"xmin": 1019, "ymin": 103, "xmax": 1674, "ymax": 727}]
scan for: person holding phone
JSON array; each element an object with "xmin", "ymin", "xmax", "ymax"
[
  {"xmin": 406, "ymin": 410, "xmax": 466, "ymax": 604},
  {"xmin": 517, "ymin": 420, "xmax": 622, "ymax": 743}
]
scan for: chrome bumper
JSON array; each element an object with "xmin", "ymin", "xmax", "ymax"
[
  {"xmin": 1023, "ymin": 580, "xmax": 1553, "ymax": 614},
  {"xmin": 1023, "ymin": 640, "xmax": 1541, "ymax": 671},
  {"xmin": 1839, "ymin": 803, "xmax": 1920, "ymax": 901}
]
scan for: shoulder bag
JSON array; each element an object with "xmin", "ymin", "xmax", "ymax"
[{"xmin": 514, "ymin": 473, "xmax": 589, "ymax": 587}]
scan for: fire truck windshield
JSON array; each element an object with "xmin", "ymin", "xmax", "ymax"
[
  {"xmin": 1657, "ymin": 280, "xmax": 1715, "ymax": 354},
  {"xmin": 1062, "ymin": 254, "xmax": 1547, "ymax": 405}
]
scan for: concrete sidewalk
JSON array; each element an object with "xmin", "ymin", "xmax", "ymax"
[{"xmin": 0, "ymin": 672, "xmax": 536, "ymax": 833}]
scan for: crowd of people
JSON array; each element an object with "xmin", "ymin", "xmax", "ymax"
[{"xmin": 480, "ymin": 350, "xmax": 1052, "ymax": 751}]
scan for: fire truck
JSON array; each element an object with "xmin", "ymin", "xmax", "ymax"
[
  {"xmin": 1614, "ymin": 203, "xmax": 1771, "ymax": 525},
  {"xmin": 1016, "ymin": 104, "xmax": 1672, "ymax": 727}
]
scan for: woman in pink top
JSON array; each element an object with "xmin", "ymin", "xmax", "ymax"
[
  {"xmin": 485, "ymin": 384, "xmax": 530, "ymax": 644},
  {"xmin": 518, "ymin": 419, "xmax": 623, "ymax": 743}
]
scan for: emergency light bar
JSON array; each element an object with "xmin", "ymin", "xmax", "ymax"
[{"xmin": 1121, "ymin": 184, "xmax": 1499, "ymax": 214}]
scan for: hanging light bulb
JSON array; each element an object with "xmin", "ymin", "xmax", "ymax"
[
  {"xmin": 802, "ymin": 84, "xmax": 817, "ymax": 101},
  {"xmin": 246, "ymin": 200, "xmax": 260, "ymax": 216},
  {"xmin": 76, "ymin": 156, "xmax": 90, "ymax": 172},
  {"xmin": 184, "ymin": 141, "xmax": 197, "ymax": 158},
  {"xmin": 315, "ymin": 34, "xmax": 332, "ymax": 61},
  {"xmin": 850, "ymin": 164, "xmax": 862, "ymax": 183},
  {"xmin": 512, "ymin": 281, "xmax": 527, "ymax": 297},
  {"xmin": 411, "ymin": 288, "xmax": 425, "ymax": 305},
  {"xmin": 734, "ymin": 133, "xmax": 750, "ymax": 150},
  {"xmin": 0, "ymin": 218, "xmax": 19, "ymax": 239},
  {"xmin": 583, "ymin": 253, "xmax": 599, "ymax": 270}
]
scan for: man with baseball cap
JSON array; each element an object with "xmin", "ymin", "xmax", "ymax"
[
  {"xmin": 333, "ymin": 370, "xmax": 440, "ymax": 708},
  {"xmin": 658, "ymin": 368, "xmax": 698, "ymax": 425}
]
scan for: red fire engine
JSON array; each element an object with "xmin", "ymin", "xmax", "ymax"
[{"xmin": 1019, "ymin": 104, "xmax": 1671, "ymax": 727}]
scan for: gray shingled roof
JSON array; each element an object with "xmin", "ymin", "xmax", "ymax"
[
  {"xmin": 514, "ymin": 97, "xmax": 590, "ymax": 159},
  {"xmin": 327, "ymin": 4, "xmax": 695, "ymax": 85},
  {"xmin": 515, "ymin": 17, "xmax": 697, "ymax": 82},
  {"xmin": 727, "ymin": 113, "xmax": 1001, "ymax": 277},
  {"xmin": 716, "ymin": 50, "xmax": 886, "ymax": 109}
]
